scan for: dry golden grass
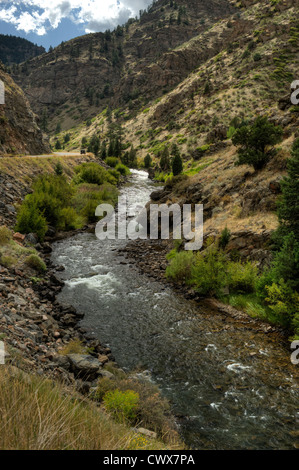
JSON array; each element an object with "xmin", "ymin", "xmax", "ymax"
[
  {"xmin": 0, "ymin": 366, "xmax": 180, "ymax": 450},
  {"xmin": 0, "ymin": 154, "xmax": 96, "ymax": 184}
]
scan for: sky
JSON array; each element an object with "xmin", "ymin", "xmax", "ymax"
[{"xmin": 0, "ymin": 0, "xmax": 153, "ymax": 49}]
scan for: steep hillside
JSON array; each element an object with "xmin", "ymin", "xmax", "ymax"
[
  {"xmin": 12, "ymin": 0, "xmax": 236, "ymax": 131},
  {"xmin": 49, "ymin": 0, "xmax": 298, "ymax": 261},
  {"xmin": 0, "ymin": 34, "xmax": 45, "ymax": 66},
  {"xmin": 0, "ymin": 62, "xmax": 50, "ymax": 155}
]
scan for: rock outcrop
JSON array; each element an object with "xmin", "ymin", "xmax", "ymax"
[{"xmin": 0, "ymin": 62, "xmax": 50, "ymax": 155}]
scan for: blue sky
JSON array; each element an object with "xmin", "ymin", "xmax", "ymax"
[{"xmin": 0, "ymin": 0, "xmax": 153, "ymax": 50}]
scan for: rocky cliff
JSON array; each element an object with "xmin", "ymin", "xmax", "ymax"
[
  {"xmin": 12, "ymin": 0, "xmax": 236, "ymax": 131},
  {"xmin": 0, "ymin": 62, "xmax": 50, "ymax": 155}
]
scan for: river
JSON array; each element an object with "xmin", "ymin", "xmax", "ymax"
[{"xmin": 51, "ymin": 169, "xmax": 298, "ymax": 450}]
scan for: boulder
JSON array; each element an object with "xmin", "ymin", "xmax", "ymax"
[{"xmin": 67, "ymin": 354, "xmax": 102, "ymax": 380}]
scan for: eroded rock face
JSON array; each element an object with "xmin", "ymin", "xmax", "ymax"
[
  {"xmin": 12, "ymin": 0, "xmax": 236, "ymax": 129},
  {"xmin": 0, "ymin": 62, "xmax": 50, "ymax": 155}
]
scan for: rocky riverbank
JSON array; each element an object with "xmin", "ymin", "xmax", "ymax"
[
  {"xmin": 0, "ymin": 231, "xmax": 117, "ymax": 390},
  {"xmin": 119, "ymin": 238, "xmax": 290, "ymax": 343}
]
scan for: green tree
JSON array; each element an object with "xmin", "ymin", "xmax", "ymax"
[
  {"xmin": 88, "ymin": 135, "xmax": 100, "ymax": 156},
  {"xmin": 232, "ymin": 116, "xmax": 283, "ymax": 170},
  {"xmin": 55, "ymin": 140, "xmax": 62, "ymax": 150},
  {"xmin": 160, "ymin": 147, "xmax": 170, "ymax": 172},
  {"xmin": 276, "ymin": 139, "xmax": 299, "ymax": 242},
  {"xmin": 144, "ymin": 154, "xmax": 152, "ymax": 168},
  {"xmin": 172, "ymin": 153, "xmax": 183, "ymax": 176}
]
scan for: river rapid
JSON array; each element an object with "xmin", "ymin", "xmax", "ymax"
[{"xmin": 51, "ymin": 170, "xmax": 298, "ymax": 450}]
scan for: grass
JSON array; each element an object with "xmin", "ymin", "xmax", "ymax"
[
  {"xmin": 0, "ymin": 366, "xmax": 179, "ymax": 450},
  {"xmin": 0, "ymin": 226, "xmax": 44, "ymax": 272}
]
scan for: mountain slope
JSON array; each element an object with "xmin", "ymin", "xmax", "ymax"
[
  {"xmin": 0, "ymin": 62, "xmax": 50, "ymax": 155},
  {"xmin": 0, "ymin": 34, "xmax": 45, "ymax": 66},
  {"xmin": 12, "ymin": 0, "xmax": 236, "ymax": 131},
  {"xmin": 48, "ymin": 0, "xmax": 298, "ymax": 263}
]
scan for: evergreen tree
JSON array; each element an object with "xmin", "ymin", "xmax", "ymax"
[
  {"xmin": 128, "ymin": 145, "xmax": 137, "ymax": 167},
  {"xmin": 276, "ymin": 139, "xmax": 299, "ymax": 242},
  {"xmin": 55, "ymin": 122, "xmax": 61, "ymax": 134},
  {"xmin": 108, "ymin": 139, "xmax": 115, "ymax": 157},
  {"xmin": 232, "ymin": 116, "xmax": 283, "ymax": 170},
  {"xmin": 160, "ymin": 147, "xmax": 170, "ymax": 172},
  {"xmin": 172, "ymin": 153, "xmax": 183, "ymax": 176},
  {"xmin": 144, "ymin": 154, "xmax": 152, "ymax": 168},
  {"xmin": 100, "ymin": 141, "xmax": 107, "ymax": 159}
]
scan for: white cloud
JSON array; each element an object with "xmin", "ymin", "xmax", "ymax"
[{"xmin": 0, "ymin": 0, "xmax": 153, "ymax": 35}]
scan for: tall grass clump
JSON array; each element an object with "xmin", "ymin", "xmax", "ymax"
[{"xmin": 0, "ymin": 366, "xmax": 177, "ymax": 450}]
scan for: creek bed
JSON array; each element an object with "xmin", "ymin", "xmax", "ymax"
[{"xmin": 52, "ymin": 170, "xmax": 298, "ymax": 450}]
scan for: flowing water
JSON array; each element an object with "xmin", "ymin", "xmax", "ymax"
[{"xmin": 52, "ymin": 170, "xmax": 298, "ymax": 450}]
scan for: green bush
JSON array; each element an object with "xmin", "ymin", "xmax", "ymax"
[
  {"xmin": 0, "ymin": 255, "xmax": 17, "ymax": 268},
  {"xmin": 105, "ymin": 157, "xmax": 120, "ymax": 168},
  {"xmin": 265, "ymin": 281, "xmax": 299, "ymax": 330},
  {"xmin": 115, "ymin": 163, "xmax": 130, "ymax": 176},
  {"xmin": 74, "ymin": 163, "xmax": 111, "ymax": 186},
  {"xmin": 227, "ymin": 260, "xmax": 258, "ymax": 294},
  {"xmin": 108, "ymin": 169, "xmax": 120, "ymax": 183},
  {"xmin": 103, "ymin": 390, "xmax": 139, "ymax": 424},
  {"xmin": 190, "ymin": 245, "xmax": 228, "ymax": 296},
  {"xmin": 57, "ymin": 207, "xmax": 84, "ymax": 231},
  {"xmin": 219, "ymin": 227, "xmax": 231, "ymax": 248},
  {"xmin": 166, "ymin": 250, "xmax": 195, "ymax": 282},
  {"xmin": 24, "ymin": 254, "xmax": 46, "ymax": 273},
  {"xmin": 15, "ymin": 202, "xmax": 48, "ymax": 241},
  {"xmin": 0, "ymin": 226, "xmax": 12, "ymax": 246}
]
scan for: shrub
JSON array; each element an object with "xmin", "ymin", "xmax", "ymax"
[
  {"xmin": 190, "ymin": 245, "xmax": 228, "ymax": 296},
  {"xmin": 15, "ymin": 202, "xmax": 48, "ymax": 241},
  {"xmin": 103, "ymin": 390, "xmax": 139, "ymax": 424},
  {"xmin": 265, "ymin": 281, "xmax": 299, "ymax": 330},
  {"xmin": 166, "ymin": 251, "xmax": 195, "ymax": 282},
  {"xmin": 57, "ymin": 207, "xmax": 84, "ymax": 231},
  {"xmin": 106, "ymin": 157, "xmax": 120, "ymax": 168},
  {"xmin": 227, "ymin": 261, "xmax": 258, "ymax": 294},
  {"xmin": 24, "ymin": 254, "xmax": 46, "ymax": 273},
  {"xmin": 74, "ymin": 163, "xmax": 111, "ymax": 186},
  {"xmin": 0, "ymin": 255, "xmax": 17, "ymax": 268},
  {"xmin": 54, "ymin": 161, "xmax": 63, "ymax": 176},
  {"xmin": 219, "ymin": 227, "xmax": 231, "ymax": 248},
  {"xmin": 108, "ymin": 169, "xmax": 120, "ymax": 183},
  {"xmin": 59, "ymin": 339, "xmax": 85, "ymax": 355},
  {"xmin": 115, "ymin": 163, "xmax": 130, "ymax": 176},
  {"xmin": 0, "ymin": 226, "xmax": 12, "ymax": 246}
]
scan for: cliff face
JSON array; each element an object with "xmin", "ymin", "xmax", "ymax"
[
  {"xmin": 12, "ymin": 0, "xmax": 236, "ymax": 131},
  {"xmin": 0, "ymin": 63, "xmax": 50, "ymax": 155}
]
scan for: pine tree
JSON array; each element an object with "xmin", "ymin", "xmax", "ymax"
[
  {"xmin": 232, "ymin": 116, "xmax": 283, "ymax": 170},
  {"xmin": 276, "ymin": 139, "xmax": 299, "ymax": 243},
  {"xmin": 144, "ymin": 154, "xmax": 152, "ymax": 168},
  {"xmin": 172, "ymin": 153, "xmax": 183, "ymax": 176},
  {"xmin": 160, "ymin": 147, "xmax": 170, "ymax": 172}
]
